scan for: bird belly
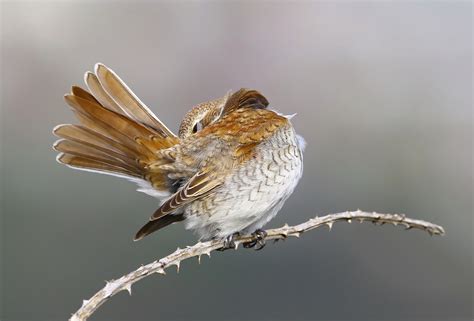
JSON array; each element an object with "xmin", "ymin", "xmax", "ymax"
[{"xmin": 184, "ymin": 127, "xmax": 304, "ymax": 240}]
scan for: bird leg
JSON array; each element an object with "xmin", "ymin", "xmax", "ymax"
[{"xmin": 243, "ymin": 229, "xmax": 267, "ymax": 250}]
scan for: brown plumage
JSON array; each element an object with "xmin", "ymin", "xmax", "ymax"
[{"xmin": 53, "ymin": 64, "xmax": 304, "ymax": 241}]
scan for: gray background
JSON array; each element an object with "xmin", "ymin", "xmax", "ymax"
[{"xmin": 1, "ymin": 1, "xmax": 472, "ymax": 321}]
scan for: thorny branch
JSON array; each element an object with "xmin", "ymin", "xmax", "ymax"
[{"xmin": 70, "ymin": 210, "xmax": 445, "ymax": 321}]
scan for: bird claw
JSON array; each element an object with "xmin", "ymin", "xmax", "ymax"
[
  {"xmin": 218, "ymin": 232, "xmax": 239, "ymax": 251},
  {"xmin": 243, "ymin": 229, "xmax": 267, "ymax": 250}
]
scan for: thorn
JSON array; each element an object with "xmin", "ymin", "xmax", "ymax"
[
  {"xmin": 198, "ymin": 255, "xmax": 202, "ymax": 264},
  {"xmin": 104, "ymin": 280, "xmax": 118, "ymax": 295},
  {"xmin": 174, "ymin": 262, "xmax": 180, "ymax": 273},
  {"xmin": 124, "ymin": 284, "xmax": 132, "ymax": 295},
  {"xmin": 156, "ymin": 268, "xmax": 166, "ymax": 275},
  {"xmin": 357, "ymin": 218, "xmax": 364, "ymax": 223},
  {"xmin": 347, "ymin": 219, "xmax": 352, "ymax": 224},
  {"xmin": 205, "ymin": 250, "xmax": 211, "ymax": 258},
  {"xmin": 283, "ymin": 223, "xmax": 289, "ymax": 228},
  {"xmin": 293, "ymin": 232, "xmax": 301, "ymax": 238},
  {"xmin": 326, "ymin": 222, "xmax": 333, "ymax": 231},
  {"xmin": 82, "ymin": 299, "xmax": 89, "ymax": 307}
]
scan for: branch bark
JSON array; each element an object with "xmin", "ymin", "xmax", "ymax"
[{"xmin": 70, "ymin": 210, "xmax": 444, "ymax": 321}]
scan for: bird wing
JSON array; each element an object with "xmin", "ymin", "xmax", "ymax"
[
  {"xmin": 152, "ymin": 168, "xmax": 224, "ymax": 219},
  {"xmin": 134, "ymin": 166, "xmax": 225, "ymax": 240},
  {"xmin": 221, "ymin": 88, "xmax": 269, "ymax": 116}
]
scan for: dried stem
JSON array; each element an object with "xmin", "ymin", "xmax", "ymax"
[{"xmin": 70, "ymin": 210, "xmax": 444, "ymax": 321}]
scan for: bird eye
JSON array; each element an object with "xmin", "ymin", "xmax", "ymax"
[{"xmin": 192, "ymin": 122, "xmax": 203, "ymax": 133}]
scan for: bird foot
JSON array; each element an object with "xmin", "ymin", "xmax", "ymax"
[
  {"xmin": 243, "ymin": 229, "xmax": 267, "ymax": 250},
  {"xmin": 218, "ymin": 232, "xmax": 240, "ymax": 251}
]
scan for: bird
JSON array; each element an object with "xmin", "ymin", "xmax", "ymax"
[{"xmin": 53, "ymin": 63, "xmax": 305, "ymax": 249}]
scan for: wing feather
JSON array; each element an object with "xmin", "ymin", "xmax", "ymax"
[
  {"xmin": 221, "ymin": 88, "xmax": 269, "ymax": 115},
  {"xmin": 150, "ymin": 168, "xmax": 223, "ymax": 220},
  {"xmin": 134, "ymin": 214, "xmax": 185, "ymax": 241}
]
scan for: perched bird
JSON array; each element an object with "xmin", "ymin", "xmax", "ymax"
[{"xmin": 53, "ymin": 64, "xmax": 305, "ymax": 248}]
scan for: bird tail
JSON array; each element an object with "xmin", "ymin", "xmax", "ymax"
[{"xmin": 53, "ymin": 63, "xmax": 179, "ymax": 198}]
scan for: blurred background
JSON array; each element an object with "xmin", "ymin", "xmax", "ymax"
[{"xmin": 1, "ymin": 1, "xmax": 472, "ymax": 321}]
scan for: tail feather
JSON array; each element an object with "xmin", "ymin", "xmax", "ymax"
[
  {"xmin": 54, "ymin": 124, "xmax": 141, "ymax": 161},
  {"xmin": 70, "ymin": 111, "xmax": 157, "ymax": 160},
  {"xmin": 53, "ymin": 139, "xmax": 141, "ymax": 173},
  {"xmin": 94, "ymin": 63, "xmax": 175, "ymax": 137},
  {"xmin": 84, "ymin": 71, "xmax": 125, "ymax": 115},
  {"xmin": 71, "ymin": 85, "xmax": 99, "ymax": 104},
  {"xmin": 54, "ymin": 64, "xmax": 180, "ymax": 199},
  {"xmin": 56, "ymin": 153, "xmax": 142, "ymax": 179},
  {"xmin": 65, "ymin": 94, "xmax": 159, "ymax": 141},
  {"xmin": 65, "ymin": 95, "xmax": 173, "ymax": 159}
]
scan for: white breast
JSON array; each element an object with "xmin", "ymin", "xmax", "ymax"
[{"xmin": 184, "ymin": 125, "xmax": 304, "ymax": 240}]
